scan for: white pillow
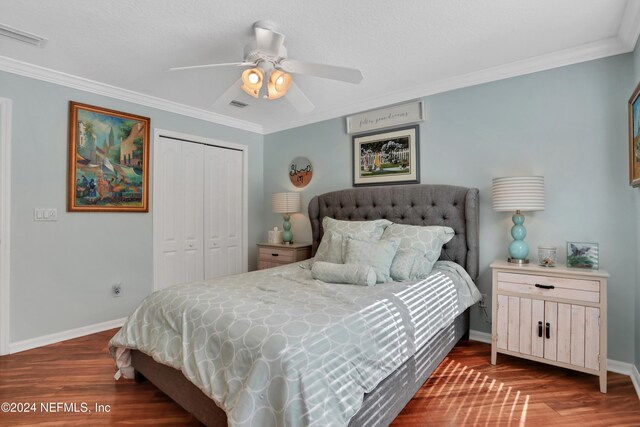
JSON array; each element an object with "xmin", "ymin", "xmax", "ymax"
[
  {"xmin": 382, "ymin": 224, "xmax": 454, "ymax": 279},
  {"xmin": 344, "ymin": 237, "xmax": 399, "ymax": 283}
]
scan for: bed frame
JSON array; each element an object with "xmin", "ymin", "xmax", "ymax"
[{"xmin": 131, "ymin": 184, "xmax": 479, "ymax": 426}]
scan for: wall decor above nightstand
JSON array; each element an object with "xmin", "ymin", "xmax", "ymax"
[
  {"xmin": 289, "ymin": 157, "xmax": 312, "ymax": 188},
  {"xmin": 257, "ymin": 243, "xmax": 311, "ymax": 270},
  {"xmin": 490, "ymin": 260, "xmax": 609, "ymax": 393}
]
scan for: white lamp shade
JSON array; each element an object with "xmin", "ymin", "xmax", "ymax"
[
  {"xmin": 492, "ymin": 176, "xmax": 545, "ymax": 212},
  {"xmin": 272, "ymin": 192, "xmax": 301, "ymax": 214}
]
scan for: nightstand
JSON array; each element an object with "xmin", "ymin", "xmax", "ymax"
[
  {"xmin": 257, "ymin": 243, "xmax": 312, "ymax": 270},
  {"xmin": 490, "ymin": 259, "xmax": 609, "ymax": 393}
]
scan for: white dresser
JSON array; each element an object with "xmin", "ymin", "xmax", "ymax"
[{"xmin": 490, "ymin": 259, "xmax": 609, "ymax": 392}]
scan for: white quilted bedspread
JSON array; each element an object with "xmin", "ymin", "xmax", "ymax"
[{"xmin": 109, "ymin": 260, "xmax": 480, "ymax": 427}]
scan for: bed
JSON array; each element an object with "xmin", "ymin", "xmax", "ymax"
[{"xmin": 109, "ymin": 183, "xmax": 480, "ymax": 426}]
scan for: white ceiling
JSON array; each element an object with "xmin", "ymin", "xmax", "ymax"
[{"xmin": 1, "ymin": 0, "xmax": 639, "ymax": 134}]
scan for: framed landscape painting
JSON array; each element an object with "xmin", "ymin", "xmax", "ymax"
[
  {"xmin": 67, "ymin": 102, "xmax": 150, "ymax": 212},
  {"xmin": 352, "ymin": 125, "xmax": 419, "ymax": 186},
  {"xmin": 629, "ymin": 81, "xmax": 640, "ymax": 187}
]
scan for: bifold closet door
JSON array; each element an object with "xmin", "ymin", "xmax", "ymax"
[
  {"xmin": 156, "ymin": 136, "xmax": 243, "ymax": 290},
  {"xmin": 155, "ymin": 137, "xmax": 204, "ymax": 290},
  {"xmin": 204, "ymin": 147, "xmax": 243, "ymax": 279}
]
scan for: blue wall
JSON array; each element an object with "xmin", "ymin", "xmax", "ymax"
[
  {"xmin": 264, "ymin": 54, "xmax": 638, "ymax": 363},
  {"xmin": 1, "ymin": 70, "xmax": 264, "ymax": 343}
]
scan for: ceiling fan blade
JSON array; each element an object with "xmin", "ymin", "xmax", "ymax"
[
  {"xmin": 254, "ymin": 26, "xmax": 285, "ymax": 57},
  {"xmin": 286, "ymin": 82, "xmax": 315, "ymax": 114},
  {"xmin": 211, "ymin": 78, "xmax": 245, "ymax": 109},
  {"xmin": 168, "ymin": 62, "xmax": 255, "ymax": 72},
  {"xmin": 278, "ymin": 59, "xmax": 363, "ymax": 84}
]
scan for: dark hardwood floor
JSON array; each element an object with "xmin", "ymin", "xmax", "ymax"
[{"xmin": 0, "ymin": 329, "xmax": 638, "ymax": 426}]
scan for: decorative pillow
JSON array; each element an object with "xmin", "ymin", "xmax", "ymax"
[
  {"xmin": 314, "ymin": 231, "xmax": 344, "ymax": 264},
  {"xmin": 389, "ymin": 248, "xmax": 421, "ymax": 281},
  {"xmin": 311, "ymin": 261, "xmax": 377, "ymax": 286},
  {"xmin": 382, "ymin": 224, "xmax": 455, "ymax": 279},
  {"xmin": 322, "ymin": 217, "xmax": 391, "ymax": 241},
  {"xmin": 344, "ymin": 237, "xmax": 399, "ymax": 283}
]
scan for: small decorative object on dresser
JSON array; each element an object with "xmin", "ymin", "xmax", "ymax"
[
  {"xmin": 538, "ymin": 246, "xmax": 557, "ymax": 267},
  {"xmin": 256, "ymin": 243, "xmax": 311, "ymax": 270},
  {"xmin": 492, "ymin": 176, "xmax": 545, "ymax": 264},
  {"xmin": 490, "ymin": 259, "xmax": 609, "ymax": 392},
  {"xmin": 566, "ymin": 241, "xmax": 599, "ymax": 269}
]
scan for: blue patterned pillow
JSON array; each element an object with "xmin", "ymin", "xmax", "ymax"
[
  {"xmin": 314, "ymin": 231, "xmax": 344, "ymax": 264},
  {"xmin": 382, "ymin": 224, "xmax": 454, "ymax": 279},
  {"xmin": 344, "ymin": 237, "xmax": 399, "ymax": 283},
  {"xmin": 322, "ymin": 217, "xmax": 391, "ymax": 241},
  {"xmin": 311, "ymin": 261, "xmax": 377, "ymax": 286},
  {"xmin": 389, "ymin": 249, "xmax": 421, "ymax": 281}
]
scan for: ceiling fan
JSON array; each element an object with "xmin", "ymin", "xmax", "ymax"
[{"xmin": 168, "ymin": 20, "xmax": 364, "ymax": 113}]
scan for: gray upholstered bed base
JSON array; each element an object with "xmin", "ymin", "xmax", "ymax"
[
  {"xmin": 131, "ymin": 184, "xmax": 480, "ymax": 426},
  {"xmin": 349, "ymin": 309, "xmax": 469, "ymax": 426}
]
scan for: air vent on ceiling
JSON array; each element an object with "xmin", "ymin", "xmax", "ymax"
[
  {"xmin": 0, "ymin": 23, "xmax": 47, "ymax": 46},
  {"xmin": 229, "ymin": 100, "xmax": 249, "ymax": 108}
]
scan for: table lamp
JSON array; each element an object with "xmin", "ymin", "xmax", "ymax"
[
  {"xmin": 492, "ymin": 176, "xmax": 545, "ymax": 264},
  {"xmin": 272, "ymin": 192, "xmax": 301, "ymax": 244}
]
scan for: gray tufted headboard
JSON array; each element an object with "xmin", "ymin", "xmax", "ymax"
[{"xmin": 308, "ymin": 184, "xmax": 479, "ymax": 281}]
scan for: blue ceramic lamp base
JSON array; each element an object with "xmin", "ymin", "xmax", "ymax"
[
  {"xmin": 282, "ymin": 214, "xmax": 293, "ymax": 244},
  {"xmin": 507, "ymin": 211, "xmax": 529, "ymax": 264}
]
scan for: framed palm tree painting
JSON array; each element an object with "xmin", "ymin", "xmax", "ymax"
[{"xmin": 67, "ymin": 102, "xmax": 150, "ymax": 212}]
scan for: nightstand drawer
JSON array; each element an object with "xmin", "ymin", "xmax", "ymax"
[
  {"xmin": 258, "ymin": 247, "xmax": 295, "ymax": 262},
  {"xmin": 497, "ymin": 272, "xmax": 600, "ymax": 303}
]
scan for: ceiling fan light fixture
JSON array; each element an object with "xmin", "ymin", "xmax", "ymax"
[
  {"xmin": 241, "ymin": 68, "xmax": 264, "ymax": 98},
  {"xmin": 268, "ymin": 70, "xmax": 292, "ymax": 100}
]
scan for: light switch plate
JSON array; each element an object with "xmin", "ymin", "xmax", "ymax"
[{"xmin": 34, "ymin": 208, "xmax": 57, "ymax": 221}]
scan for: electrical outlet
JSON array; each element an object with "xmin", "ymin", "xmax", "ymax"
[
  {"xmin": 113, "ymin": 282, "xmax": 122, "ymax": 297},
  {"xmin": 478, "ymin": 294, "xmax": 487, "ymax": 308}
]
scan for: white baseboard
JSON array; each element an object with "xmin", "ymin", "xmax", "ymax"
[
  {"xmin": 9, "ymin": 317, "xmax": 127, "ymax": 354},
  {"xmin": 469, "ymin": 329, "xmax": 491, "ymax": 344},
  {"xmin": 631, "ymin": 365, "xmax": 640, "ymax": 401},
  {"xmin": 469, "ymin": 329, "xmax": 640, "ymax": 399}
]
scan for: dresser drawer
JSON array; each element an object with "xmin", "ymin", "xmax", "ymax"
[
  {"xmin": 258, "ymin": 247, "xmax": 294, "ymax": 263},
  {"xmin": 497, "ymin": 271, "xmax": 600, "ymax": 303}
]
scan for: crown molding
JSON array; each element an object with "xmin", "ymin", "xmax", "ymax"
[
  {"xmin": 1, "ymin": 27, "xmax": 637, "ymax": 138},
  {"xmin": 0, "ymin": 55, "xmax": 263, "ymax": 134},
  {"xmin": 262, "ymin": 36, "xmax": 633, "ymax": 134},
  {"xmin": 618, "ymin": 0, "xmax": 640, "ymax": 50}
]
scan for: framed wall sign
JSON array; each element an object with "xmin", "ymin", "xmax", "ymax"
[
  {"xmin": 353, "ymin": 125, "xmax": 419, "ymax": 186},
  {"xmin": 346, "ymin": 101, "xmax": 424, "ymax": 134},
  {"xmin": 67, "ymin": 102, "xmax": 150, "ymax": 212},
  {"xmin": 289, "ymin": 157, "xmax": 313, "ymax": 188}
]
